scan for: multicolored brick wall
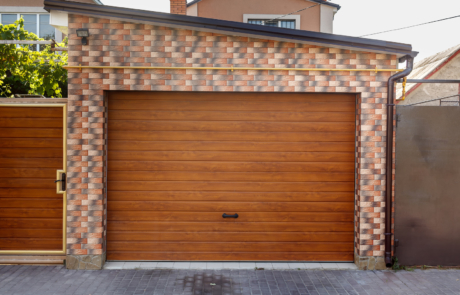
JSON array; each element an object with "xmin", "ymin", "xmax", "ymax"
[{"xmin": 66, "ymin": 14, "xmax": 398, "ymax": 265}]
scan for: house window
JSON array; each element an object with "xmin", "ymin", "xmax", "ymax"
[
  {"xmin": 0, "ymin": 13, "xmax": 56, "ymax": 51},
  {"xmin": 39, "ymin": 15, "xmax": 55, "ymax": 51},
  {"xmin": 1, "ymin": 14, "xmax": 17, "ymax": 25},
  {"xmin": 248, "ymin": 19, "xmax": 296, "ymax": 29},
  {"xmin": 280, "ymin": 20, "xmax": 296, "ymax": 29}
]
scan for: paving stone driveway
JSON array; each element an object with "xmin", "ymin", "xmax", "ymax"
[{"xmin": 0, "ymin": 265, "xmax": 459, "ymax": 295}]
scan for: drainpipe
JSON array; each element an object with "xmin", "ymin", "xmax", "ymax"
[{"xmin": 384, "ymin": 55, "xmax": 415, "ymax": 267}]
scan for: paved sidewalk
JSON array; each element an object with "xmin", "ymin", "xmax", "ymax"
[{"xmin": 0, "ymin": 265, "xmax": 459, "ymax": 295}]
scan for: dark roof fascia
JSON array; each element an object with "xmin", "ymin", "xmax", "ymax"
[
  {"xmin": 44, "ymin": 0, "xmax": 414, "ymax": 57},
  {"xmin": 187, "ymin": 0, "xmax": 341, "ymax": 10}
]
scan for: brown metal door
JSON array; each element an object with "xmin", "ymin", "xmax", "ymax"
[
  {"xmin": 0, "ymin": 105, "xmax": 66, "ymax": 254},
  {"xmin": 107, "ymin": 92, "xmax": 355, "ymax": 261},
  {"xmin": 395, "ymin": 106, "xmax": 460, "ymax": 266}
]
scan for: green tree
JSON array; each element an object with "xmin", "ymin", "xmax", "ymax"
[{"xmin": 0, "ymin": 18, "xmax": 68, "ymax": 97}]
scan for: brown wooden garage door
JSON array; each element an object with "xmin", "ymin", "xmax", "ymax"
[
  {"xmin": 0, "ymin": 105, "xmax": 64, "ymax": 252},
  {"xmin": 107, "ymin": 92, "xmax": 355, "ymax": 261}
]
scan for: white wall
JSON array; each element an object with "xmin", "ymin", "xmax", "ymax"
[
  {"xmin": 186, "ymin": 4, "xmax": 197, "ymax": 16},
  {"xmin": 320, "ymin": 5, "xmax": 336, "ymax": 34}
]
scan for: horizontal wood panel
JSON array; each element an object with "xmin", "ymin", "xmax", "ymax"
[
  {"xmin": 109, "ymin": 221, "xmax": 353, "ymax": 232},
  {"xmin": 0, "ymin": 107, "xmax": 62, "ymax": 118},
  {"xmin": 108, "ymin": 212, "xmax": 353, "ymax": 222},
  {"xmin": 107, "ymin": 252, "xmax": 354, "ymax": 262},
  {"xmin": 0, "ymin": 158, "xmax": 62, "ymax": 168},
  {"xmin": 0, "ymin": 148, "xmax": 63, "ymax": 158},
  {"xmin": 108, "ymin": 171, "xmax": 354, "ymax": 182},
  {"xmin": 108, "ymin": 140, "xmax": 355, "ymax": 152},
  {"xmin": 0, "ymin": 128, "xmax": 63, "ymax": 138},
  {"xmin": 108, "ymin": 181, "xmax": 354, "ymax": 192},
  {"xmin": 109, "ymin": 130, "xmax": 354, "ymax": 142},
  {"xmin": 0, "ymin": 168, "xmax": 56, "ymax": 179},
  {"xmin": 108, "ymin": 201, "xmax": 353, "ymax": 212},
  {"xmin": 0, "ymin": 208, "xmax": 62, "ymax": 218},
  {"xmin": 0, "ymin": 218, "xmax": 62, "ymax": 229},
  {"xmin": 107, "ymin": 231, "xmax": 354, "ymax": 242},
  {"xmin": 0, "ymin": 198, "xmax": 62, "ymax": 208},
  {"xmin": 0, "ymin": 105, "xmax": 64, "ymax": 252},
  {"xmin": 109, "ymin": 161, "xmax": 354, "ymax": 173},
  {"xmin": 108, "ymin": 191, "xmax": 353, "ymax": 202},
  {"xmin": 0, "ymin": 179, "xmax": 56, "ymax": 189},
  {"xmin": 0, "ymin": 118, "xmax": 63, "ymax": 128},
  {"xmin": 110, "ymin": 110, "xmax": 355, "ymax": 122},
  {"xmin": 109, "ymin": 92, "xmax": 356, "ymax": 103},
  {"xmin": 107, "ymin": 92, "xmax": 355, "ymax": 261},
  {"xmin": 108, "ymin": 242, "xmax": 353, "ymax": 252},
  {"xmin": 109, "ymin": 120, "xmax": 356, "ymax": 133},
  {"xmin": 0, "ymin": 188, "xmax": 58, "ymax": 198},
  {"xmin": 108, "ymin": 151, "xmax": 354, "ymax": 163},
  {"xmin": 0, "ymin": 228, "xmax": 62, "ymax": 238},
  {"xmin": 109, "ymin": 100, "xmax": 355, "ymax": 112},
  {"xmin": 0, "ymin": 138, "xmax": 63, "ymax": 148},
  {"xmin": 0, "ymin": 238, "xmax": 62, "ymax": 250}
]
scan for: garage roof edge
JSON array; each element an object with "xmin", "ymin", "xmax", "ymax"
[{"xmin": 44, "ymin": 0, "xmax": 414, "ymax": 57}]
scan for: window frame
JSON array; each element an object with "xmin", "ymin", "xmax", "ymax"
[
  {"xmin": 248, "ymin": 19, "xmax": 296, "ymax": 29},
  {"xmin": 243, "ymin": 14, "xmax": 301, "ymax": 30},
  {"xmin": 0, "ymin": 13, "xmax": 58, "ymax": 51}
]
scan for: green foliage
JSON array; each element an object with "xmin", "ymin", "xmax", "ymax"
[
  {"xmin": 0, "ymin": 18, "xmax": 68, "ymax": 97},
  {"xmin": 392, "ymin": 257, "xmax": 414, "ymax": 272},
  {"xmin": 392, "ymin": 257, "xmax": 400, "ymax": 270}
]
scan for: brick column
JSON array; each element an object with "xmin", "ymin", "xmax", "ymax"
[
  {"xmin": 170, "ymin": 0, "xmax": 187, "ymax": 15},
  {"xmin": 65, "ymin": 15, "xmax": 107, "ymax": 270},
  {"xmin": 354, "ymin": 71, "xmax": 392, "ymax": 270}
]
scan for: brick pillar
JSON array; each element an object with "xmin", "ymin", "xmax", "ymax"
[
  {"xmin": 170, "ymin": 0, "xmax": 187, "ymax": 15},
  {"xmin": 65, "ymin": 14, "xmax": 107, "ymax": 270}
]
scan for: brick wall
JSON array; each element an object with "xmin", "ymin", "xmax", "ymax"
[
  {"xmin": 66, "ymin": 14, "xmax": 397, "ymax": 268},
  {"xmin": 170, "ymin": 0, "xmax": 187, "ymax": 15}
]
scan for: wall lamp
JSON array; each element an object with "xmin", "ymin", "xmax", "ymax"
[{"xmin": 76, "ymin": 28, "xmax": 90, "ymax": 45}]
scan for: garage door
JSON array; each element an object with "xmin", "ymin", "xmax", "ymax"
[{"xmin": 107, "ymin": 92, "xmax": 355, "ymax": 261}]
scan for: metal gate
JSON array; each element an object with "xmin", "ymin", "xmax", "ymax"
[{"xmin": 395, "ymin": 106, "xmax": 460, "ymax": 266}]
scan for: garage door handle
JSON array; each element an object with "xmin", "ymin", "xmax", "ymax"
[{"xmin": 222, "ymin": 213, "xmax": 238, "ymax": 218}]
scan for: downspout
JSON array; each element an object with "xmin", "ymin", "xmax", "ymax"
[{"xmin": 384, "ymin": 55, "xmax": 415, "ymax": 267}]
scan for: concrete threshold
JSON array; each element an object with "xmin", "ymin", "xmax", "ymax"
[
  {"xmin": 104, "ymin": 261, "xmax": 358, "ymax": 270},
  {"xmin": 0, "ymin": 255, "xmax": 65, "ymax": 265}
]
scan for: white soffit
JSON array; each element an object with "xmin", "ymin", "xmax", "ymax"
[{"xmin": 50, "ymin": 10, "xmax": 68, "ymax": 35}]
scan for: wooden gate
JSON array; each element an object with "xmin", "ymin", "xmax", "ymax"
[{"xmin": 0, "ymin": 104, "xmax": 67, "ymax": 255}]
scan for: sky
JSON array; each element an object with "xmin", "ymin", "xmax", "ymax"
[{"xmin": 103, "ymin": 0, "xmax": 460, "ymax": 62}]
